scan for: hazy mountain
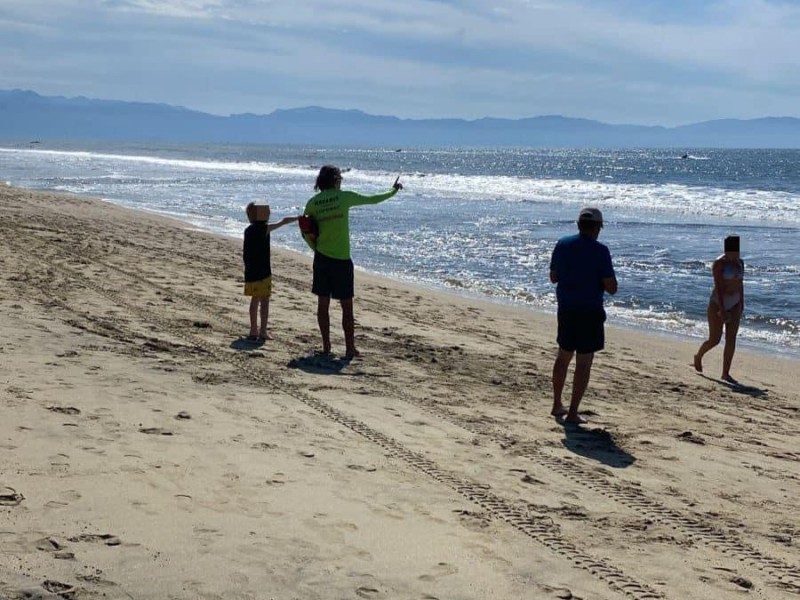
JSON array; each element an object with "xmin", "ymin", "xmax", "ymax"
[{"xmin": 1, "ymin": 89, "xmax": 798, "ymax": 148}]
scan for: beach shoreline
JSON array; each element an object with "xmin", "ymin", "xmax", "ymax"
[
  {"xmin": 84, "ymin": 189, "xmax": 800, "ymax": 362},
  {"xmin": 2, "ymin": 184, "xmax": 798, "ymax": 600},
  {"xmin": 5, "ymin": 141, "xmax": 799, "ymax": 358}
]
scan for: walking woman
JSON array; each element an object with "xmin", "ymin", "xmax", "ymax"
[{"xmin": 694, "ymin": 235, "xmax": 744, "ymax": 383}]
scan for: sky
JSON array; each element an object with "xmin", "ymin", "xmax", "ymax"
[{"xmin": 1, "ymin": 0, "xmax": 799, "ymax": 125}]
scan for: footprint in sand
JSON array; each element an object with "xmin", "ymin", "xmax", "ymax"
[
  {"xmin": 68, "ymin": 533, "xmax": 121, "ymax": 546},
  {"xmin": 175, "ymin": 494, "xmax": 194, "ymax": 512},
  {"xmin": 35, "ymin": 537, "xmax": 75, "ymax": 560},
  {"xmin": 42, "ymin": 579, "xmax": 77, "ymax": 597},
  {"xmin": 36, "ymin": 537, "xmax": 65, "ymax": 552},
  {"xmin": 47, "ymin": 406, "xmax": 81, "ymax": 416},
  {"xmin": 251, "ymin": 442, "xmax": 278, "ymax": 451},
  {"xmin": 418, "ymin": 562, "xmax": 459, "ymax": 582},
  {"xmin": 266, "ymin": 472, "xmax": 287, "ymax": 486},
  {"xmin": 347, "ymin": 464, "xmax": 377, "ymax": 472},
  {"xmin": 76, "ymin": 573, "xmax": 119, "ymax": 587},
  {"xmin": 0, "ymin": 486, "xmax": 24, "ymax": 506},
  {"xmin": 81, "ymin": 446, "xmax": 106, "ymax": 455},
  {"xmin": 138, "ymin": 427, "xmax": 174, "ymax": 436},
  {"xmin": 43, "ymin": 489, "xmax": 81, "ymax": 510},
  {"xmin": 355, "ymin": 587, "xmax": 381, "ymax": 598},
  {"xmin": 521, "ymin": 473, "xmax": 547, "ymax": 485},
  {"xmin": 677, "ymin": 431, "xmax": 706, "ymax": 445},
  {"xmin": 453, "ymin": 508, "xmax": 491, "ymax": 530},
  {"xmin": 49, "ymin": 453, "xmax": 70, "ymax": 466}
]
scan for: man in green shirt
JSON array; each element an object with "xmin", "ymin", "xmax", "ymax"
[{"xmin": 302, "ymin": 165, "xmax": 403, "ymax": 357}]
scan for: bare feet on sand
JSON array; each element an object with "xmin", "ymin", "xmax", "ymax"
[
  {"xmin": 693, "ymin": 354, "xmax": 703, "ymax": 372},
  {"xmin": 564, "ymin": 414, "xmax": 587, "ymax": 425},
  {"xmin": 550, "ymin": 404, "xmax": 568, "ymax": 418},
  {"xmin": 345, "ymin": 348, "xmax": 361, "ymax": 358},
  {"xmin": 258, "ymin": 331, "xmax": 274, "ymax": 341}
]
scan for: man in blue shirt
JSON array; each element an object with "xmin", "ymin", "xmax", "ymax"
[{"xmin": 549, "ymin": 207, "xmax": 618, "ymax": 423}]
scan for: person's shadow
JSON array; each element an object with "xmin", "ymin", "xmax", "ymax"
[
  {"xmin": 230, "ymin": 336, "xmax": 265, "ymax": 351},
  {"xmin": 558, "ymin": 418, "xmax": 636, "ymax": 468},
  {"xmin": 287, "ymin": 352, "xmax": 353, "ymax": 375},
  {"xmin": 695, "ymin": 373, "xmax": 768, "ymax": 398}
]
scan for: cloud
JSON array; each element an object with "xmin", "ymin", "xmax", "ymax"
[{"xmin": 1, "ymin": 0, "xmax": 799, "ymax": 123}]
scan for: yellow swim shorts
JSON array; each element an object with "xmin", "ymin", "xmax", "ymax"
[{"xmin": 244, "ymin": 276, "xmax": 272, "ymax": 298}]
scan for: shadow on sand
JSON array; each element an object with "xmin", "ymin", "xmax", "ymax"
[
  {"xmin": 695, "ymin": 372, "xmax": 768, "ymax": 398},
  {"xmin": 559, "ymin": 420, "xmax": 636, "ymax": 468},
  {"xmin": 287, "ymin": 352, "xmax": 353, "ymax": 375},
  {"xmin": 230, "ymin": 336, "xmax": 265, "ymax": 351}
]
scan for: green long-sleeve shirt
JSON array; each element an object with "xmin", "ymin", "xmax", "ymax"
[{"xmin": 303, "ymin": 188, "xmax": 397, "ymax": 260}]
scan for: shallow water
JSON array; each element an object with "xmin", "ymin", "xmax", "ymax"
[{"xmin": 2, "ymin": 141, "xmax": 798, "ymax": 355}]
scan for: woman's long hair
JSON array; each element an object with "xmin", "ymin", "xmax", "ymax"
[{"xmin": 315, "ymin": 165, "xmax": 342, "ymax": 191}]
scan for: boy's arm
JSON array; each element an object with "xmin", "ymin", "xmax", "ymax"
[
  {"xmin": 267, "ymin": 216, "xmax": 300, "ymax": 232},
  {"xmin": 301, "ymin": 199, "xmax": 318, "ymax": 250}
]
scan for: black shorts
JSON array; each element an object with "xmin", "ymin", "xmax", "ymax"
[
  {"xmin": 312, "ymin": 252, "xmax": 354, "ymax": 300},
  {"xmin": 557, "ymin": 308, "xmax": 606, "ymax": 354}
]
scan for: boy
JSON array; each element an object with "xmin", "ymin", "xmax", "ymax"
[{"xmin": 243, "ymin": 202, "xmax": 299, "ymax": 341}]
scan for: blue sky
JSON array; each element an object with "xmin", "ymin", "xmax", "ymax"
[{"xmin": 1, "ymin": 0, "xmax": 798, "ymax": 125}]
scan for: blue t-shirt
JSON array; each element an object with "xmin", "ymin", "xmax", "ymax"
[{"xmin": 550, "ymin": 233, "xmax": 615, "ymax": 310}]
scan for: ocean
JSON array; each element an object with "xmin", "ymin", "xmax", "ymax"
[{"xmin": 1, "ymin": 141, "xmax": 798, "ymax": 356}]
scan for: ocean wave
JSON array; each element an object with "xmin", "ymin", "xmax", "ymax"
[{"xmin": 4, "ymin": 147, "xmax": 799, "ymax": 226}]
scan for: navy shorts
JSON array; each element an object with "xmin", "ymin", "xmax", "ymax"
[
  {"xmin": 557, "ymin": 308, "xmax": 606, "ymax": 354},
  {"xmin": 312, "ymin": 252, "xmax": 354, "ymax": 300}
]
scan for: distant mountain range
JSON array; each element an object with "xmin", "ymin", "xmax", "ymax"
[{"xmin": 1, "ymin": 89, "xmax": 798, "ymax": 148}]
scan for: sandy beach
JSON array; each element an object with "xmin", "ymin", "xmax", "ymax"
[{"xmin": 1, "ymin": 184, "xmax": 798, "ymax": 600}]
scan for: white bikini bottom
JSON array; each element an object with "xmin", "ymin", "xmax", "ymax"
[{"xmin": 710, "ymin": 291, "xmax": 741, "ymax": 311}]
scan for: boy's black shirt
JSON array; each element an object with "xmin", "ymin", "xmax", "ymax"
[{"xmin": 243, "ymin": 222, "xmax": 271, "ymax": 282}]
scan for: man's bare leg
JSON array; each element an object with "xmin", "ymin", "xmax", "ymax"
[
  {"xmin": 551, "ymin": 348, "xmax": 573, "ymax": 417},
  {"xmin": 566, "ymin": 352, "xmax": 594, "ymax": 423},
  {"xmin": 317, "ymin": 296, "xmax": 331, "ymax": 354},
  {"xmin": 341, "ymin": 298, "xmax": 359, "ymax": 357}
]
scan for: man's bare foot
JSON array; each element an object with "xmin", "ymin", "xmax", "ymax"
[
  {"xmin": 258, "ymin": 331, "xmax": 274, "ymax": 341},
  {"xmin": 345, "ymin": 348, "xmax": 361, "ymax": 358},
  {"xmin": 550, "ymin": 404, "xmax": 568, "ymax": 418},
  {"xmin": 721, "ymin": 374, "xmax": 739, "ymax": 385},
  {"xmin": 693, "ymin": 354, "xmax": 703, "ymax": 372}
]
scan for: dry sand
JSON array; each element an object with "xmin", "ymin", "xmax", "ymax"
[{"xmin": 1, "ymin": 184, "xmax": 798, "ymax": 600}]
